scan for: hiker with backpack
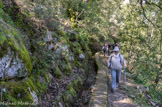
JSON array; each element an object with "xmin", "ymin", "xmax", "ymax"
[
  {"xmin": 106, "ymin": 43, "xmax": 110, "ymax": 55},
  {"xmin": 107, "ymin": 46, "xmax": 125, "ymax": 93},
  {"xmin": 102, "ymin": 45, "xmax": 106, "ymax": 56}
]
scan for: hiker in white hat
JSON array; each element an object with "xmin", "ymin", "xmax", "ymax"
[{"xmin": 107, "ymin": 46, "xmax": 125, "ymax": 93}]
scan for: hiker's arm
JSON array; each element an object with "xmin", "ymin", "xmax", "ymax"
[
  {"xmin": 121, "ymin": 55, "xmax": 126, "ymax": 67},
  {"xmin": 107, "ymin": 55, "xmax": 111, "ymax": 68}
]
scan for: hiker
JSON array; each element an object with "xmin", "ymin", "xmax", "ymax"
[
  {"xmin": 102, "ymin": 45, "xmax": 106, "ymax": 56},
  {"xmin": 106, "ymin": 43, "xmax": 109, "ymax": 55},
  {"xmin": 109, "ymin": 44, "xmax": 113, "ymax": 53},
  {"xmin": 107, "ymin": 46, "xmax": 125, "ymax": 93}
]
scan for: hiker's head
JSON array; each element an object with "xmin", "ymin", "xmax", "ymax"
[{"xmin": 113, "ymin": 46, "xmax": 119, "ymax": 55}]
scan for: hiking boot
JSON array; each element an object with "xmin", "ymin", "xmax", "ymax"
[{"xmin": 116, "ymin": 83, "xmax": 118, "ymax": 88}]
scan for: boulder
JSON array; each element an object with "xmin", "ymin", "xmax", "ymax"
[
  {"xmin": 0, "ymin": 48, "xmax": 28, "ymax": 80},
  {"xmin": 55, "ymin": 43, "xmax": 69, "ymax": 59},
  {"xmin": 43, "ymin": 31, "xmax": 53, "ymax": 42},
  {"xmin": 28, "ymin": 87, "xmax": 38, "ymax": 105}
]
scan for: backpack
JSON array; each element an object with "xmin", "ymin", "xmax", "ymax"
[
  {"xmin": 109, "ymin": 54, "xmax": 122, "ymax": 67},
  {"xmin": 103, "ymin": 46, "xmax": 106, "ymax": 51}
]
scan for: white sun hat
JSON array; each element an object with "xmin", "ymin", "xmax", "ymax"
[{"xmin": 113, "ymin": 46, "xmax": 120, "ymax": 52}]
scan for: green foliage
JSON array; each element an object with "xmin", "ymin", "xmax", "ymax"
[
  {"xmin": 0, "ymin": 79, "xmax": 35, "ymax": 103},
  {"xmin": 63, "ymin": 64, "xmax": 73, "ymax": 76},
  {"xmin": 126, "ymin": 86, "xmax": 150, "ymax": 106},
  {"xmin": 0, "ymin": 0, "xmax": 3, "ymax": 9},
  {"xmin": 113, "ymin": 1, "xmax": 161, "ymax": 104},
  {"xmin": 53, "ymin": 66, "xmax": 62, "ymax": 79}
]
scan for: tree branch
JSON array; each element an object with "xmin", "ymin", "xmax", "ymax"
[
  {"xmin": 139, "ymin": 0, "xmax": 156, "ymax": 27},
  {"xmin": 145, "ymin": 0, "xmax": 162, "ymax": 10}
]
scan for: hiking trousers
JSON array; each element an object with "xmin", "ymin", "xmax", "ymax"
[
  {"xmin": 111, "ymin": 69, "xmax": 121, "ymax": 89},
  {"xmin": 103, "ymin": 50, "xmax": 106, "ymax": 56}
]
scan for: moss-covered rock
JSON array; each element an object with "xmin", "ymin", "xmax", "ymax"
[
  {"xmin": 0, "ymin": 78, "xmax": 37, "ymax": 103},
  {"xmin": 0, "ymin": 9, "xmax": 32, "ymax": 80}
]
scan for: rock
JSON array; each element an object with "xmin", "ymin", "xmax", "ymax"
[
  {"xmin": 17, "ymin": 93, "xmax": 21, "ymax": 99},
  {"xmin": 28, "ymin": 87, "xmax": 38, "ymax": 105},
  {"xmin": 44, "ymin": 31, "xmax": 53, "ymax": 42},
  {"xmin": 48, "ymin": 43, "xmax": 55, "ymax": 50},
  {"xmin": 37, "ymin": 5, "xmax": 45, "ymax": 10},
  {"xmin": 147, "ymin": 95, "xmax": 151, "ymax": 99},
  {"xmin": 55, "ymin": 43, "xmax": 69, "ymax": 58},
  {"xmin": 2, "ymin": 88, "xmax": 6, "ymax": 92},
  {"xmin": 0, "ymin": 47, "xmax": 28, "ymax": 80},
  {"xmin": 59, "ymin": 102, "xmax": 63, "ymax": 107},
  {"xmin": 150, "ymin": 101, "xmax": 156, "ymax": 106},
  {"xmin": 69, "ymin": 55, "xmax": 74, "ymax": 61},
  {"xmin": 55, "ymin": 47, "xmax": 63, "ymax": 58},
  {"xmin": 79, "ymin": 53, "xmax": 85, "ymax": 59}
]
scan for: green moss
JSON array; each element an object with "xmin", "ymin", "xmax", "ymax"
[
  {"xmin": 78, "ymin": 36, "xmax": 88, "ymax": 51},
  {"xmin": 70, "ymin": 42, "xmax": 81, "ymax": 48},
  {"xmin": 72, "ymin": 80, "xmax": 81, "ymax": 92},
  {"xmin": 63, "ymin": 91, "xmax": 71, "ymax": 103},
  {"xmin": 59, "ymin": 37, "xmax": 68, "ymax": 44},
  {"xmin": 19, "ymin": 44, "xmax": 33, "ymax": 72},
  {"xmin": 76, "ymin": 48, "xmax": 83, "ymax": 56},
  {"xmin": 29, "ymin": 69, "xmax": 50, "ymax": 95},
  {"xmin": 53, "ymin": 66, "xmax": 62, "ymax": 79},
  {"xmin": 72, "ymin": 80, "xmax": 80, "ymax": 91},
  {"xmin": 63, "ymin": 91, "xmax": 74, "ymax": 105},
  {"xmin": 23, "ymin": 78, "xmax": 37, "ymax": 93},
  {"xmin": 43, "ymin": 72, "xmax": 50, "ymax": 82},
  {"xmin": 63, "ymin": 64, "xmax": 73, "ymax": 76},
  {"xmin": 87, "ymin": 50, "xmax": 92, "ymax": 58},
  {"xmin": 72, "ymin": 60, "xmax": 81, "ymax": 68},
  {"xmin": 65, "ymin": 103, "xmax": 70, "ymax": 107},
  {"xmin": 0, "ymin": 79, "xmax": 36, "ymax": 103},
  {"xmin": 0, "ymin": 9, "xmax": 33, "ymax": 72},
  {"xmin": 69, "ymin": 87, "xmax": 76, "ymax": 98},
  {"xmin": 0, "ymin": 32, "xmax": 6, "ymax": 45},
  {"xmin": 67, "ymin": 33, "xmax": 78, "ymax": 42},
  {"xmin": 62, "ymin": 83, "xmax": 79, "ymax": 106},
  {"xmin": 57, "ymin": 30, "xmax": 66, "ymax": 36}
]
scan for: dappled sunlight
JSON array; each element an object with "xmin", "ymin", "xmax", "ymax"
[
  {"xmin": 113, "ymin": 98, "xmax": 138, "ymax": 107},
  {"xmin": 126, "ymin": 82, "xmax": 136, "ymax": 87},
  {"xmin": 114, "ymin": 98, "xmax": 134, "ymax": 104}
]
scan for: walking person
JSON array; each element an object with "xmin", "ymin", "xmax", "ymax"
[
  {"xmin": 102, "ymin": 45, "xmax": 106, "ymax": 56},
  {"xmin": 107, "ymin": 46, "xmax": 125, "ymax": 93},
  {"xmin": 106, "ymin": 43, "xmax": 109, "ymax": 55}
]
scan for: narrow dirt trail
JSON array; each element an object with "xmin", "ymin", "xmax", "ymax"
[{"xmin": 99, "ymin": 53, "xmax": 139, "ymax": 107}]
